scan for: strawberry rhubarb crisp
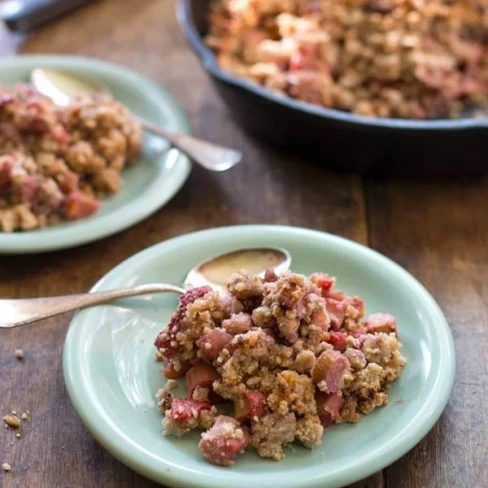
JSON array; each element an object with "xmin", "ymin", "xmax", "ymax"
[
  {"xmin": 206, "ymin": 0, "xmax": 488, "ymax": 119},
  {"xmin": 154, "ymin": 270, "xmax": 406, "ymax": 466},
  {"xmin": 0, "ymin": 84, "xmax": 141, "ymax": 232}
]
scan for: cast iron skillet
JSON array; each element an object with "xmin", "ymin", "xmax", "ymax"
[{"xmin": 178, "ymin": 0, "xmax": 487, "ymax": 176}]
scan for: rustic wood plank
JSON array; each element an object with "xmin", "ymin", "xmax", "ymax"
[
  {"xmin": 366, "ymin": 177, "xmax": 488, "ymax": 488},
  {"xmin": 0, "ymin": 0, "xmax": 371, "ymax": 487}
]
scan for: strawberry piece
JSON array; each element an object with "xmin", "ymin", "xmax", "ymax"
[
  {"xmin": 246, "ymin": 391, "xmax": 267, "ymax": 419},
  {"xmin": 199, "ymin": 416, "xmax": 250, "ymax": 466},
  {"xmin": 186, "ymin": 364, "xmax": 219, "ymax": 398},
  {"xmin": 364, "ymin": 313, "xmax": 396, "ymax": 334},
  {"xmin": 163, "ymin": 361, "xmax": 190, "ymax": 380},
  {"xmin": 52, "ymin": 124, "xmax": 71, "ymax": 145},
  {"xmin": 58, "ymin": 171, "xmax": 80, "ymax": 195},
  {"xmin": 316, "ymin": 392, "xmax": 344, "ymax": 428},
  {"xmin": 328, "ymin": 331, "xmax": 348, "ymax": 351},
  {"xmin": 0, "ymin": 159, "xmax": 12, "ymax": 189},
  {"xmin": 20, "ymin": 176, "xmax": 37, "ymax": 202},
  {"xmin": 263, "ymin": 268, "xmax": 279, "ymax": 282},
  {"xmin": 154, "ymin": 287, "xmax": 212, "ymax": 358},
  {"xmin": 312, "ymin": 350, "xmax": 350, "ymax": 393},
  {"xmin": 326, "ymin": 298, "xmax": 347, "ymax": 329},
  {"xmin": 196, "ymin": 329, "xmax": 232, "ymax": 361},
  {"xmin": 310, "ymin": 273, "xmax": 336, "ymax": 297},
  {"xmin": 0, "ymin": 94, "xmax": 12, "ymax": 107},
  {"xmin": 64, "ymin": 191, "xmax": 99, "ymax": 220},
  {"xmin": 170, "ymin": 397, "xmax": 211, "ymax": 422},
  {"xmin": 290, "ymin": 51, "xmax": 305, "ymax": 72}
]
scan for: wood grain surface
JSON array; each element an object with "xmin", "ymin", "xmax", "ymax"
[{"xmin": 0, "ymin": 1, "xmax": 487, "ymax": 487}]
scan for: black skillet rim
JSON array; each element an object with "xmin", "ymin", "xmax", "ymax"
[{"xmin": 177, "ymin": 0, "xmax": 488, "ymax": 132}]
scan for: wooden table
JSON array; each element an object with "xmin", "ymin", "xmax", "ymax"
[{"xmin": 0, "ymin": 1, "xmax": 487, "ymax": 487}]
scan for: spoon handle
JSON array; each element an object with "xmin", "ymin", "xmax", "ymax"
[
  {"xmin": 138, "ymin": 118, "xmax": 243, "ymax": 172},
  {"xmin": 0, "ymin": 284, "xmax": 185, "ymax": 329},
  {"xmin": 1, "ymin": 0, "xmax": 91, "ymax": 32}
]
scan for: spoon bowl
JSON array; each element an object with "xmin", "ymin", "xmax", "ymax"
[
  {"xmin": 185, "ymin": 247, "xmax": 291, "ymax": 295},
  {"xmin": 0, "ymin": 247, "xmax": 291, "ymax": 328},
  {"xmin": 31, "ymin": 68, "xmax": 107, "ymax": 105},
  {"xmin": 30, "ymin": 68, "xmax": 243, "ymax": 172}
]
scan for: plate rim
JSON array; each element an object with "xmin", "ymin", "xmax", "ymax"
[
  {"xmin": 0, "ymin": 54, "xmax": 191, "ymax": 254},
  {"xmin": 63, "ymin": 225, "xmax": 456, "ymax": 488}
]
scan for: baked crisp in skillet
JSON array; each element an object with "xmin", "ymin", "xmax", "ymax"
[{"xmin": 206, "ymin": 0, "xmax": 488, "ymax": 119}]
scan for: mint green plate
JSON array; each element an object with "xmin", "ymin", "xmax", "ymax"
[
  {"xmin": 0, "ymin": 55, "xmax": 191, "ymax": 254},
  {"xmin": 63, "ymin": 226, "xmax": 455, "ymax": 488}
]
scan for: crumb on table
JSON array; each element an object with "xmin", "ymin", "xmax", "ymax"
[{"xmin": 3, "ymin": 414, "xmax": 20, "ymax": 428}]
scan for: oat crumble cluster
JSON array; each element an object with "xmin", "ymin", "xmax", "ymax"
[
  {"xmin": 0, "ymin": 84, "xmax": 142, "ymax": 232},
  {"xmin": 206, "ymin": 0, "xmax": 488, "ymax": 119},
  {"xmin": 154, "ymin": 269, "xmax": 406, "ymax": 466}
]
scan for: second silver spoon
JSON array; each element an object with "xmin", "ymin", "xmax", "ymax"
[{"xmin": 30, "ymin": 68, "xmax": 242, "ymax": 172}]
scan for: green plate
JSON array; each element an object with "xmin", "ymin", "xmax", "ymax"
[
  {"xmin": 63, "ymin": 225, "xmax": 455, "ymax": 488},
  {"xmin": 0, "ymin": 55, "xmax": 191, "ymax": 253}
]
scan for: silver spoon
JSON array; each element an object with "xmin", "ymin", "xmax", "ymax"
[
  {"xmin": 30, "ymin": 68, "xmax": 242, "ymax": 172},
  {"xmin": 0, "ymin": 247, "xmax": 291, "ymax": 329}
]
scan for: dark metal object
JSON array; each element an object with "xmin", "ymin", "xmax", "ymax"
[
  {"xmin": 177, "ymin": 0, "xmax": 488, "ymax": 176},
  {"xmin": 0, "ymin": 0, "xmax": 93, "ymax": 32}
]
